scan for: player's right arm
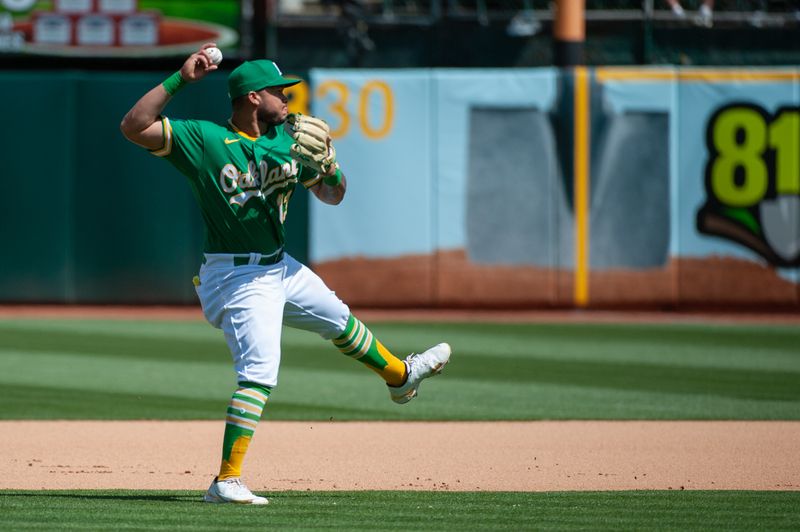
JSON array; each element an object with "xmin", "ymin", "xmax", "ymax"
[
  {"xmin": 120, "ymin": 43, "xmax": 218, "ymax": 150},
  {"xmin": 119, "ymin": 84, "xmax": 173, "ymax": 150}
]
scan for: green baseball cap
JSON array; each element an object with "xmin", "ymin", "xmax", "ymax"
[{"xmin": 227, "ymin": 59, "xmax": 301, "ymax": 100}]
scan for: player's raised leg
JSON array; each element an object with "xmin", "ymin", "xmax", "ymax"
[
  {"xmin": 333, "ymin": 314, "xmax": 451, "ymax": 403},
  {"xmin": 332, "ymin": 314, "xmax": 407, "ymax": 385},
  {"xmin": 281, "ymin": 254, "xmax": 451, "ymax": 403}
]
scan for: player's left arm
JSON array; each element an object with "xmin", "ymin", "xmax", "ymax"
[
  {"xmin": 310, "ymin": 169, "xmax": 347, "ymax": 205},
  {"xmin": 289, "ymin": 113, "xmax": 347, "ymax": 205}
]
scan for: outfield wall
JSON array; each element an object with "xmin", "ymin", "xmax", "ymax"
[
  {"xmin": 308, "ymin": 67, "xmax": 800, "ymax": 308},
  {"xmin": 0, "ymin": 68, "xmax": 797, "ymax": 308}
]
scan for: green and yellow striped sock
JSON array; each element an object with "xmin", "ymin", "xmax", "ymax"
[
  {"xmin": 333, "ymin": 314, "xmax": 407, "ymax": 386},
  {"xmin": 218, "ymin": 382, "xmax": 270, "ymax": 481}
]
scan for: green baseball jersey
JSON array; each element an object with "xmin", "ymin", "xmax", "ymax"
[{"xmin": 151, "ymin": 116, "xmax": 321, "ymax": 254}]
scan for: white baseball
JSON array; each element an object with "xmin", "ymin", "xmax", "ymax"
[{"xmin": 205, "ymin": 46, "xmax": 223, "ymax": 65}]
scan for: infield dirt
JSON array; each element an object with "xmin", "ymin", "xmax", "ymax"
[{"xmin": 2, "ymin": 420, "xmax": 799, "ymax": 492}]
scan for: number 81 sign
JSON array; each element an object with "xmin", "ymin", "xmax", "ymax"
[
  {"xmin": 698, "ymin": 103, "xmax": 800, "ymax": 266},
  {"xmin": 707, "ymin": 104, "xmax": 799, "ymax": 205}
]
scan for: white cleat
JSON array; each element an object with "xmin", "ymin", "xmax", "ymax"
[
  {"xmin": 389, "ymin": 342, "xmax": 452, "ymax": 404},
  {"xmin": 203, "ymin": 477, "xmax": 269, "ymax": 505}
]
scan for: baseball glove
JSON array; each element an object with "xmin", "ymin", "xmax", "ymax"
[{"xmin": 288, "ymin": 114, "xmax": 338, "ymax": 175}]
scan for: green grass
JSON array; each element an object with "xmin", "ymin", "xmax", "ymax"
[
  {"xmin": 1, "ymin": 319, "xmax": 797, "ymax": 531},
  {"xmin": 0, "ymin": 318, "xmax": 799, "ymax": 420},
  {"xmin": 1, "ymin": 490, "xmax": 798, "ymax": 531}
]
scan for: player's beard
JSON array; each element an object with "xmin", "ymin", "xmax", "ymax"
[{"xmin": 257, "ymin": 106, "xmax": 288, "ymax": 127}]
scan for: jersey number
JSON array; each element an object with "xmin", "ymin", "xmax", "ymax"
[{"xmin": 276, "ymin": 189, "xmax": 293, "ymax": 224}]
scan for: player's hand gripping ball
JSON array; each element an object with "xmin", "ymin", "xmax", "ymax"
[
  {"xmin": 205, "ymin": 46, "xmax": 223, "ymax": 65},
  {"xmin": 288, "ymin": 114, "xmax": 338, "ymax": 175}
]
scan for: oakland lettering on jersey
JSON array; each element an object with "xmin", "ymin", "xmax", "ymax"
[{"xmin": 220, "ymin": 159, "xmax": 300, "ymax": 207}]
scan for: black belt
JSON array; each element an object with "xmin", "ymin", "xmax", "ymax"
[
  {"xmin": 233, "ymin": 252, "xmax": 284, "ymax": 266},
  {"xmin": 203, "ymin": 250, "xmax": 284, "ymax": 267}
]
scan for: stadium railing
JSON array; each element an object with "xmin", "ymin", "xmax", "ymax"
[{"xmin": 275, "ymin": 0, "xmax": 800, "ymax": 27}]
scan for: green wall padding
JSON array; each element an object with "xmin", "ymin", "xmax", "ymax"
[{"xmin": 0, "ymin": 71, "xmax": 309, "ymax": 304}]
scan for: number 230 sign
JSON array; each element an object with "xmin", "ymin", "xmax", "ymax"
[{"xmin": 285, "ymin": 78, "xmax": 395, "ymax": 141}]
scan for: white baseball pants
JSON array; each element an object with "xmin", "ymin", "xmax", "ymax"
[{"xmin": 195, "ymin": 252, "xmax": 350, "ymax": 387}]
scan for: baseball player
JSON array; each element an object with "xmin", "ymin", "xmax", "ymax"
[{"xmin": 119, "ymin": 44, "xmax": 451, "ymax": 505}]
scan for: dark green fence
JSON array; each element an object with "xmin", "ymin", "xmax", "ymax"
[{"xmin": 0, "ymin": 71, "xmax": 308, "ymax": 304}]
